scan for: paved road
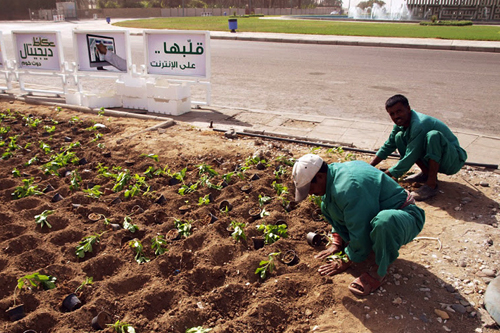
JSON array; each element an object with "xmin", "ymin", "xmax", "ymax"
[{"xmin": 1, "ymin": 19, "xmax": 500, "ymax": 138}]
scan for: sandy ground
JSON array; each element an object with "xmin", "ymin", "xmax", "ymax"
[{"xmin": 0, "ymin": 100, "xmax": 499, "ymax": 333}]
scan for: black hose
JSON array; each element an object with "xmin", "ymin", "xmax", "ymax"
[{"xmin": 213, "ymin": 128, "xmax": 498, "ymax": 170}]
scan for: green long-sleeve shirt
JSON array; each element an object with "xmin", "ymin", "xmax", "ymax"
[
  {"xmin": 376, "ymin": 110, "xmax": 467, "ymax": 178},
  {"xmin": 321, "ymin": 161, "xmax": 408, "ymax": 263}
]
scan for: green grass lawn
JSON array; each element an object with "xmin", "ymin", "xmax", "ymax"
[{"xmin": 115, "ymin": 16, "xmax": 500, "ymax": 41}]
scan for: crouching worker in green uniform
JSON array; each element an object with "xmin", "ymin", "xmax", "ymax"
[
  {"xmin": 293, "ymin": 154, "xmax": 425, "ymax": 296},
  {"xmin": 370, "ymin": 94, "xmax": 467, "ymax": 201}
]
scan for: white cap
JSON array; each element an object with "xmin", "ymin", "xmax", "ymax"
[{"xmin": 292, "ymin": 154, "xmax": 324, "ymax": 202}]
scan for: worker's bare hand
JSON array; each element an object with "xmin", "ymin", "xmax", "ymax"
[
  {"xmin": 314, "ymin": 245, "xmax": 341, "ymax": 260},
  {"xmin": 318, "ymin": 260, "xmax": 352, "ymax": 276}
]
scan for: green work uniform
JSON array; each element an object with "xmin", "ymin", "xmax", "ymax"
[
  {"xmin": 321, "ymin": 161, "xmax": 425, "ymax": 277},
  {"xmin": 376, "ymin": 110, "xmax": 467, "ymax": 179}
]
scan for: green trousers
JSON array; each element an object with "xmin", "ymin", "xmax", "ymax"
[
  {"xmin": 369, "ymin": 204, "xmax": 425, "ymax": 277},
  {"xmin": 395, "ymin": 130, "xmax": 465, "ymax": 175}
]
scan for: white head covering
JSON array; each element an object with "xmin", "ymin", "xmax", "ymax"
[{"xmin": 292, "ymin": 154, "xmax": 324, "ymax": 202}]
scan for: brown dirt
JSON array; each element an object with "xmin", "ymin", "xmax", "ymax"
[{"xmin": 0, "ymin": 99, "xmax": 499, "ymax": 333}]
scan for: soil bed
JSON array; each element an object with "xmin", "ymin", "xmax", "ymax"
[{"xmin": 0, "ymin": 100, "xmax": 499, "ymax": 333}]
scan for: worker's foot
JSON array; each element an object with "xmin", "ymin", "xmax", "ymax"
[
  {"xmin": 402, "ymin": 172, "xmax": 428, "ymax": 183},
  {"xmin": 411, "ymin": 184, "xmax": 438, "ymax": 201}
]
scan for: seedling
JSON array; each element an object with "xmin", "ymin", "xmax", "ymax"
[
  {"xmin": 255, "ymin": 252, "xmax": 281, "ymax": 280},
  {"xmin": 108, "ymin": 320, "xmax": 136, "ymax": 333},
  {"xmin": 69, "ymin": 170, "xmax": 82, "ymax": 191},
  {"xmin": 82, "ymin": 185, "xmax": 102, "ymax": 199},
  {"xmin": 230, "ymin": 220, "xmax": 247, "ymax": 241},
  {"xmin": 257, "ymin": 223, "xmax": 288, "ymax": 245},
  {"xmin": 274, "ymin": 155, "xmax": 295, "ymax": 166},
  {"xmin": 124, "ymin": 174, "xmax": 150, "ymax": 198},
  {"xmin": 98, "ymin": 107, "xmax": 105, "ymax": 117},
  {"xmin": 0, "ymin": 125, "xmax": 10, "ymax": 135},
  {"xmin": 195, "ymin": 163, "xmax": 218, "ymax": 177},
  {"xmin": 76, "ymin": 232, "xmax": 106, "ymax": 258},
  {"xmin": 129, "ymin": 239, "xmax": 150, "ymax": 264},
  {"xmin": 140, "ymin": 153, "xmax": 159, "ymax": 162},
  {"xmin": 309, "ymin": 194, "xmax": 322, "ymax": 207},
  {"xmin": 14, "ymin": 272, "xmax": 57, "ymax": 306},
  {"xmin": 25, "ymin": 156, "xmax": 39, "ymax": 166},
  {"xmin": 12, "ymin": 168, "xmax": 21, "ymax": 177},
  {"xmin": 113, "ymin": 170, "xmax": 131, "ymax": 192},
  {"xmin": 197, "ymin": 194, "xmax": 211, "ymax": 206},
  {"xmin": 217, "ymin": 173, "xmax": 232, "ymax": 185},
  {"xmin": 123, "ymin": 216, "xmax": 139, "ymax": 233},
  {"xmin": 68, "ymin": 116, "xmax": 81, "ymax": 124},
  {"xmin": 44, "ymin": 125, "xmax": 56, "ymax": 134},
  {"xmin": 186, "ymin": 327, "xmax": 212, "ymax": 333},
  {"xmin": 12, "ymin": 178, "xmax": 43, "ymax": 200},
  {"xmin": 172, "ymin": 167, "xmax": 187, "ymax": 183},
  {"xmin": 258, "ymin": 194, "xmax": 272, "ymax": 207},
  {"xmin": 97, "ymin": 143, "xmax": 105, "ymax": 149},
  {"xmin": 272, "ymin": 181, "xmax": 288, "ymax": 196},
  {"xmin": 174, "ymin": 218, "xmax": 192, "ymax": 237},
  {"xmin": 34, "ymin": 210, "xmax": 54, "ymax": 229},
  {"xmin": 90, "ymin": 132, "xmax": 103, "ymax": 143},
  {"xmin": 178, "ymin": 182, "xmax": 198, "ymax": 196},
  {"xmin": 245, "ymin": 155, "xmax": 268, "ymax": 167},
  {"xmin": 326, "ymin": 251, "xmax": 350, "ymax": 263},
  {"xmin": 260, "ymin": 207, "xmax": 270, "ymax": 218},
  {"xmin": 274, "ymin": 165, "xmax": 287, "ymax": 180},
  {"xmin": 326, "ymin": 147, "xmax": 356, "ymax": 162},
  {"xmin": 23, "ymin": 115, "xmax": 41, "ymax": 128},
  {"xmin": 74, "ymin": 276, "xmax": 93, "ymax": 294},
  {"xmin": 42, "ymin": 150, "xmax": 80, "ymax": 176},
  {"xmin": 151, "ymin": 234, "xmax": 168, "ymax": 255}
]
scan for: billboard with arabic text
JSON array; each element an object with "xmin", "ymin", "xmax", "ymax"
[
  {"xmin": 73, "ymin": 30, "xmax": 130, "ymax": 73},
  {"xmin": 144, "ymin": 30, "xmax": 210, "ymax": 79},
  {"xmin": 13, "ymin": 31, "xmax": 63, "ymax": 71}
]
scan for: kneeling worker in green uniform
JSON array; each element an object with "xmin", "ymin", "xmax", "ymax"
[
  {"xmin": 293, "ymin": 154, "xmax": 425, "ymax": 296},
  {"xmin": 370, "ymin": 94, "xmax": 467, "ymax": 201}
]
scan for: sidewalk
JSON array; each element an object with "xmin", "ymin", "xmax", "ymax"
[{"xmin": 174, "ymin": 105, "xmax": 500, "ymax": 168}]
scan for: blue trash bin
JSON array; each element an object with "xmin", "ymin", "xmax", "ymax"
[
  {"xmin": 106, "ymin": 17, "xmax": 111, "ymax": 24},
  {"xmin": 228, "ymin": 18, "xmax": 237, "ymax": 33}
]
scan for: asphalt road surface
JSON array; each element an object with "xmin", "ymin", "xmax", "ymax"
[{"xmin": 1, "ymin": 20, "xmax": 499, "ymax": 137}]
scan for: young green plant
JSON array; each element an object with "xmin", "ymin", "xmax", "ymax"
[
  {"xmin": 255, "ymin": 252, "xmax": 281, "ymax": 280},
  {"xmin": 129, "ymin": 239, "xmax": 150, "ymax": 264},
  {"xmin": 230, "ymin": 220, "xmax": 247, "ymax": 241},
  {"xmin": 34, "ymin": 210, "xmax": 54, "ymax": 229},
  {"xmin": 14, "ymin": 272, "xmax": 57, "ymax": 306}
]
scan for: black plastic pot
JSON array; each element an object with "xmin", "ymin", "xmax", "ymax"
[
  {"xmin": 109, "ymin": 223, "xmax": 121, "ymax": 231},
  {"xmin": 275, "ymin": 219, "xmax": 287, "ymax": 228},
  {"xmin": 43, "ymin": 184, "xmax": 54, "ymax": 193},
  {"xmin": 51, "ymin": 193, "xmax": 64, "ymax": 202},
  {"xmin": 217, "ymin": 180, "xmax": 229, "ymax": 188},
  {"xmin": 169, "ymin": 177, "xmax": 180, "ymax": 186},
  {"xmin": 6, "ymin": 304, "xmax": 25, "ymax": 321},
  {"xmin": 110, "ymin": 197, "xmax": 122, "ymax": 205},
  {"xmin": 282, "ymin": 250, "xmax": 299, "ymax": 266},
  {"xmin": 241, "ymin": 184, "xmax": 253, "ymax": 194},
  {"xmin": 155, "ymin": 194, "xmax": 167, "ymax": 205},
  {"xmin": 204, "ymin": 213, "xmax": 218, "ymax": 225},
  {"xmin": 102, "ymin": 152, "xmax": 111, "ymax": 158},
  {"xmin": 179, "ymin": 205, "xmax": 191, "ymax": 213},
  {"xmin": 250, "ymin": 174, "xmax": 260, "ymax": 181},
  {"xmin": 91, "ymin": 311, "xmax": 112, "ymax": 330},
  {"xmin": 252, "ymin": 237, "xmax": 265, "ymax": 250},
  {"xmin": 166, "ymin": 229, "xmax": 180, "ymax": 241},
  {"xmin": 88, "ymin": 213, "xmax": 102, "ymax": 222},
  {"xmin": 61, "ymin": 293, "xmax": 82, "ymax": 312},
  {"xmin": 219, "ymin": 200, "xmax": 233, "ymax": 212},
  {"xmin": 256, "ymin": 162, "xmax": 266, "ymax": 170},
  {"xmin": 248, "ymin": 207, "xmax": 262, "ymax": 220},
  {"xmin": 306, "ymin": 232, "xmax": 323, "ymax": 247},
  {"xmin": 78, "ymin": 157, "xmax": 88, "ymax": 165},
  {"xmin": 131, "ymin": 205, "xmax": 144, "ymax": 215}
]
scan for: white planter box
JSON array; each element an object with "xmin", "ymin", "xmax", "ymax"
[
  {"xmin": 147, "ymin": 97, "xmax": 191, "ymax": 116},
  {"xmin": 146, "ymin": 81, "xmax": 190, "ymax": 100},
  {"xmin": 122, "ymin": 96, "xmax": 148, "ymax": 110}
]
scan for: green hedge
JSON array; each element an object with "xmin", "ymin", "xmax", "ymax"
[{"xmin": 420, "ymin": 20, "xmax": 473, "ymax": 26}]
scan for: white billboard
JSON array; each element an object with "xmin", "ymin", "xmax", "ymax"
[
  {"xmin": 73, "ymin": 30, "xmax": 131, "ymax": 73},
  {"xmin": 13, "ymin": 31, "xmax": 63, "ymax": 71},
  {"xmin": 144, "ymin": 30, "xmax": 210, "ymax": 79},
  {"xmin": 0, "ymin": 31, "xmax": 6, "ymax": 69}
]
